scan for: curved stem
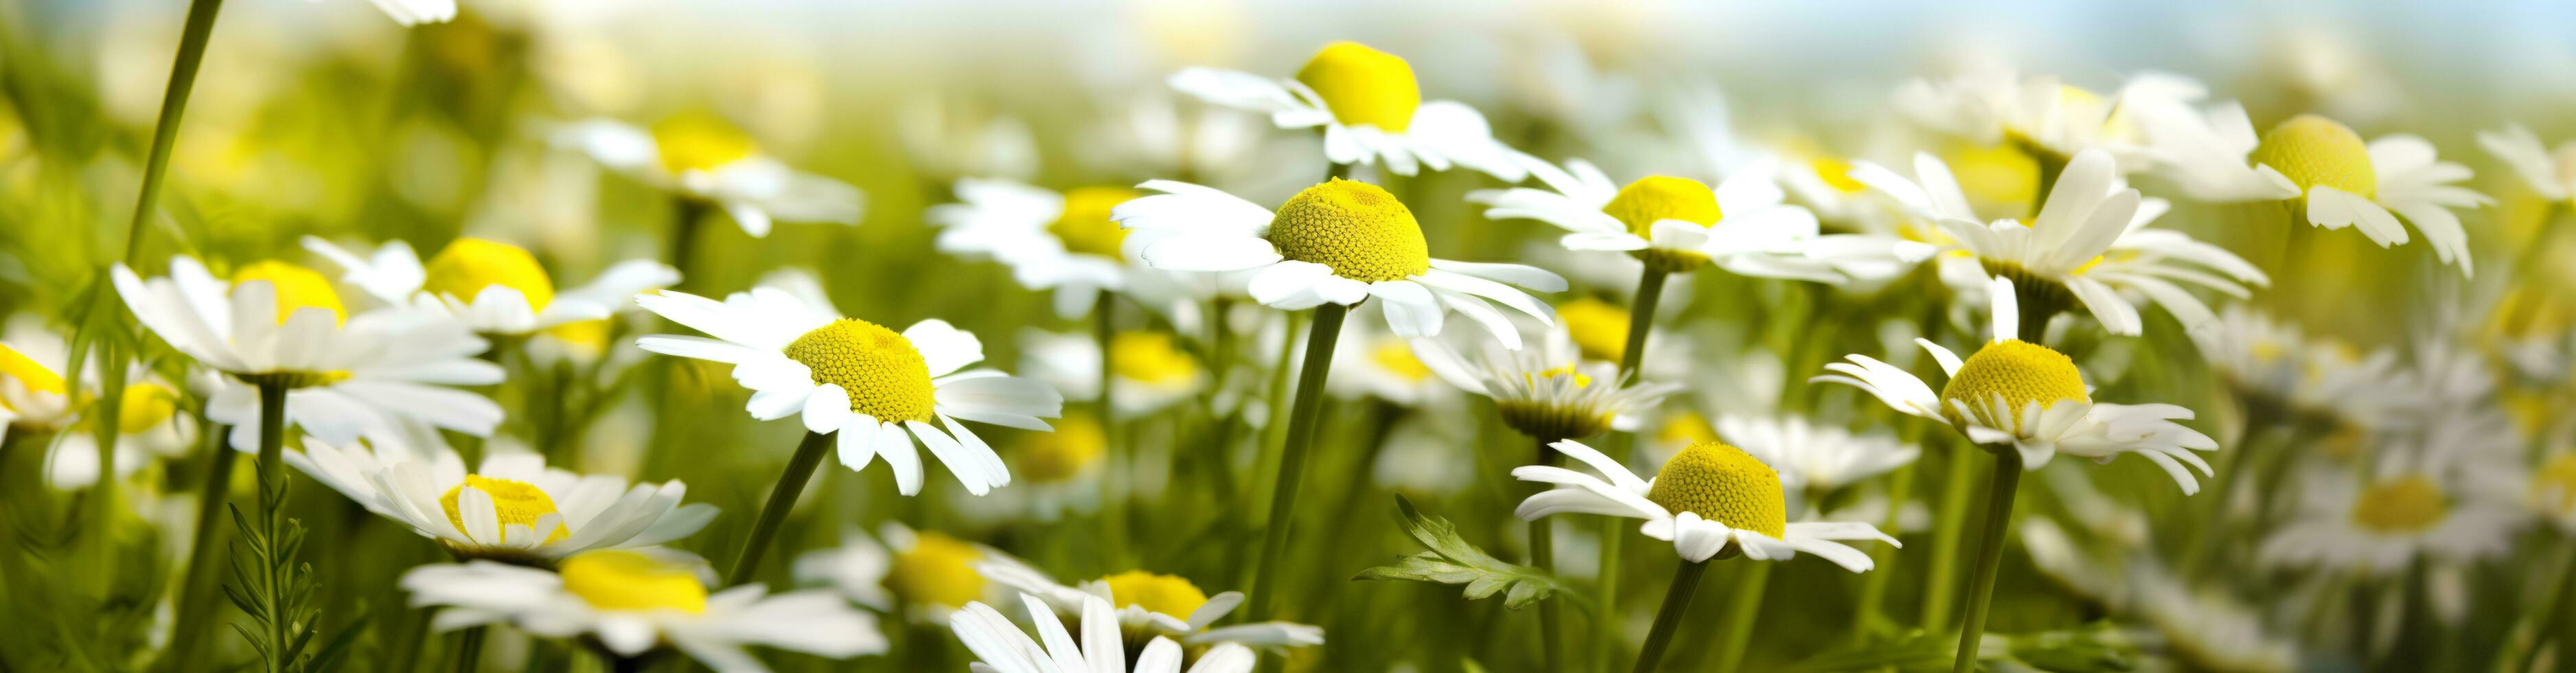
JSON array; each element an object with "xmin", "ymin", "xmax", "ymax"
[
  {"xmin": 163, "ymin": 423, "xmax": 236, "ymax": 668},
  {"xmin": 122, "ymin": 0, "xmax": 229, "ymax": 262},
  {"xmin": 1950, "ymin": 449, "xmax": 2024, "ymax": 673},
  {"xmin": 1616, "ymin": 269, "xmax": 1668, "ymax": 378},
  {"xmin": 1630, "ymin": 559, "xmax": 1709, "ymax": 673},
  {"xmin": 1527, "ymin": 440, "xmax": 1562, "ymax": 671},
  {"xmin": 1714, "ymin": 560, "xmax": 1774, "ymax": 673},
  {"xmin": 1247, "ymin": 302, "xmax": 1348, "ymax": 619},
  {"xmin": 723, "ymin": 431, "xmax": 833, "ymax": 587}
]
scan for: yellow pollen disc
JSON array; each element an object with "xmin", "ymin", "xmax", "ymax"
[
  {"xmin": 889, "ymin": 532, "xmax": 986, "ymax": 608},
  {"xmin": 1603, "ymin": 176, "xmax": 1723, "ymax": 272},
  {"xmin": 1523, "ymin": 365, "xmax": 1593, "ymax": 389},
  {"xmin": 1109, "ymin": 332, "xmax": 1198, "ymax": 386},
  {"xmin": 1015, "ymin": 413, "xmax": 1105, "ymax": 483},
  {"xmin": 1266, "ymin": 179, "xmax": 1429, "ymax": 282},
  {"xmin": 0, "ymin": 343, "xmax": 65, "ymax": 398},
  {"xmin": 1644, "ymin": 442, "xmax": 1787, "ymax": 538},
  {"xmin": 560, "ymin": 549, "xmax": 709, "ymax": 614},
  {"xmin": 2251, "ymin": 114, "xmax": 2376, "ymax": 200},
  {"xmin": 1293, "ymin": 41, "xmax": 1421, "ymax": 132},
  {"xmin": 1809, "ymin": 157, "xmax": 1867, "ymax": 193},
  {"xmin": 1657, "ymin": 412, "xmax": 1718, "ymax": 448},
  {"xmin": 1556, "ymin": 298, "xmax": 1631, "ymax": 363},
  {"xmin": 230, "ymin": 261, "xmax": 347, "ymax": 326},
  {"xmin": 2350, "ymin": 475, "xmax": 2448, "ymax": 534},
  {"xmin": 2534, "ymin": 455, "xmax": 2576, "ymax": 517},
  {"xmin": 423, "ymin": 238, "xmax": 555, "ymax": 312},
  {"xmin": 1939, "ymin": 339, "xmax": 2089, "ymax": 431},
  {"xmin": 783, "ymin": 319, "xmax": 937, "ymax": 423},
  {"xmin": 545, "ymin": 319, "xmax": 612, "ymax": 354},
  {"xmin": 1050, "ymin": 186, "xmax": 1140, "ymax": 258},
  {"xmin": 1370, "ymin": 340, "xmax": 1432, "ymax": 383},
  {"xmin": 1100, "ymin": 570, "xmax": 1210, "ymax": 618},
  {"xmin": 1946, "ymin": 143, "xmax": 2040, "ymax": 217},
  {"xmin": 117, "ymin": 383, "xmax": 181, "ymax": 435},
  {"xmin": 650, "ymin": 110, "xmax": 757, "ymax": 174},
  {"xmin": 438, "ymin": 475, "xmax": 571, "ymax": 544}
]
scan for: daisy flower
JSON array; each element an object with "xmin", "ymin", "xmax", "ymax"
[
  {"xmin": 1170, "ymin": 41, "xmax": 1524, "ymax": 180},
  {"xmin": 1813, "ymin": 276, "xmax": 2220, "ymax": 492},
  {"xmin": 45, "ymin": 379, "xmax": 200, "ymax": 490},
  {"xmin": 1, "ymin": 319, "xmax": 203, "ymax": 488},
  {"xmin": 1410, "ymin": 323, "xmax": 1679, "ymax": 442},
  {"xmin": 950, "ymin": 592, "xmax": 1256, "ymax": 673},
  {"xmin": 1324, "ymin": 308, "xmax": 1457, "ymax": 409},
  {"xmin": 930, "ymin": 180, "xmax": 1146, "ymax": 318},
  {"xmin": 404, "ymin": 548, "xmax": 884, "ymax": 672},
  {"xmin": 286, "ymin": 437, "xmax": 715, "ymax": 564},
  {"xmin": 976, "ymin": 562, "xmax": 1325, "ymax": 652},
  {"xmin": 553, "ymin": 111, "xmax": 863, "ymax": 238},
  {"xmin": 2135, "ymin": 106, "xmax": 2486, "ymax": 275},
  {"xmin": 113, "ymin": 256, "xmax": 504, "ymax": 449},
  {"xmin": 1468, "ymin": 155, "xmax": 1931, "ymax": 280},
  {"xmin": 1892, "ymin": 69, "xmax": 2192, "ymax": 170},
  {"xmin": 1854, "ymin": 148, "xmax": 2267, "ymax": 334},
  {"xmin": 0, "ymin": 330, "xmax": 71, "ymax": 437},
  {"xmin": 634, "ymin": 285, "xmax": 1062, "ymax": 495},
  {"xmin": 1112, "ymin": 178, "xmax": 1564, "ymax": 347},
  {"xmin": 2479, "ymin": 124, "xmax": 2576, "ymax": 205},
  {"xmin": 1017, "ymin": 330, "xmax": 1204, "ymax": 418},
  {"xmin": 794, "ymin": 521, "xmax": 1022, "ymax": 618},
  {"xmin": 303, "ymin": 236, "xmax": 676, "ymax": 337},
  {"xmin": 1513, "ymin": 437, "xmax": 1897, "ymax": 567},
  {"xmin": 2131, "ymin": 566, "xmax": 2301, "ymax": 673},
  {"xmin": 2188, "ymin": 306, "xmax": 2427, "ymax": 429},
  {"xmin": 1716, "ymin": 414, "xmax": 1918, "ymax": 500},
  {"xmin": 2259, "ymin": 466, "xmax": 2520, "ymax": 580}
]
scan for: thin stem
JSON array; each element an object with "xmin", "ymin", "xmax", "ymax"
[
  {"xmin": 1528, "ymin": 440, "xmax": 1562, "ymax": 671},
  {"xmin": 1630, "ymin": 559, "xmax": 1710, "ymax": 673},
  {"xmin": 1713, "ymin": 560, "xmax": 1774, "ymax": 673},
  {"xmin": 1597, "ymin": 265, "xmax": 1667, "ymax": 670},
  {"xmin": 1247, "ymin": 302, "xmax": 1348, "ymax": 619},
  {"xmin": 163, "ymin": 423, "xmax": 236, "ymax": 668},
  {"xmin": 1949, "ymin": 449, "xmax": 2024, "ymax": 673},
  {"xmin": 122, "ymin": 0, "xmax": 229, "ymax": 262},
  {"xmin": 1616, "ymin": 269, "xmax": 1668, "ymax": 377},
  {"xmin": 668, "ymin": 196, "xmax": 711, "ymax": 289},
  {"xmin": 723, "ymin": 431, "xmax": 834, "ymax": 587},
  {"xmin": 450, "ymin": 626, "xmax": 487, "ymax": 673},
  {"xmin": 1920, "ymin": 440, "xmax": 1977, "ymax": 630},
  {"xmin": 1094, "ymin": 289, "xmax": 1127, "ymax": 569},
  {"xmin": 255, "ymin": 382, "xmax": 288, "ymax": 673}
]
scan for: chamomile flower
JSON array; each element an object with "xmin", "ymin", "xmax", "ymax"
[
  {"xmin": 931, "ymin": 180, "xmax": 1149, "ymax": 318},
  {"xmin": 1017, "ymin": 330, "xmax": 1204, "ymax": 418},
  {"xmin": 950, "ymin": 592, "xmax": 1256, "ymax": 673},
  {"xmin": 1513, "ymin": 438, "xmax": 1897, "ymax": 567},
  {"xmin": 286, "ymin": 437, "xmax": 715, "ymax": 564},
  {"xmin": 976, "ymin": 562, "xmax": 1325, "ymax": 651},
  {"xmin": 2136, "ymin": 107, "xmax": 2486, "ymax": 275},
  {"xmin": 634, "ymin": 286, "xmax": 1062, "ymax": 496},
  {"xmin": 303, "ymin": 236, "xmax": 677, "ymax": 337},
  {"xmin": 403, "ymin": 548, "xmax": 885, "ymax": 672},
  {"xmin": 1469, "ymin": 155, "xmax": 1931, "ymax": 280},
  {"xmin": 553, "ymin": 112, "xmax": 863, "ymax": 238},
  {"xmin": 1716, "ymin": 414, "xmax": 1918, "ymax": 499},
  {"xmin": 45, "ymin": 380, "xmax": 199, "ymax": 490},
  {"xmin": 794, "ymin": 521, "xmax": 1019, "ymax": 617},
  {"xmin": 1855, "ymin": 148, "xmax": 2267, "ymax": 334},
  {"xmin": 1893, "ymin": 70, "xmax": 2186, "ymax": 169},
  {"xmin": 113, "ymin": 256, "xmax": 504, "ymax": 449},
  {"xmin": 1170, "ymin": 41, "xmax": 1524, "ymax": 179},
  {"xmin": 2132, "ymin": 567, "xmax": 2301, "ymax": 673},
  {"xmin": 2257, "ymin": 466, "xmax": 2520, "ymax": 576},
  {"xmin": 1113, "ymin": 178, "xmax": 1565, "ymax": 347},
  {"xmin": 1409, "ymin": 323, "xmax": 1679, "ymax": 442},
  {"xmin": 2189, "ymin": 306, "xmax": 2427, "ymax": 429},
  {"xmin": 1324, "ymin": 307, "xmax": 1458, "ymax": 408},
  {"xmin": 0, "ymin": 331, "xmax": 71, "ymax": 435},
  {"xmin": 2479, "ymin": 124, "xmax": 2576, "ymax": 204},
  {"xmin": 1814, "ymin": 277, "xmax": 2220, "ymax": 492}
]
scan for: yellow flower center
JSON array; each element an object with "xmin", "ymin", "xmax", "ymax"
[
  {"xmin": 0, "ymin": 344, "xmax": 66, "ymax": 404},
  {"xmin": 2533, "ymin": 455, "xmax": 2576, "ymax": 518},
  {"xmin": 1557, "ymin": 298, "xmax": 1631, "ymax": 363},
  {"xmin": 2349, "ymin": 475, "xmax": 2448, "ymax": 534},
  {"xmin": 230, "ymin": 261, "xmax": 346, "ymax": 326},
  {"xmin": 650, "ymin": 111, "xmax": 757, "ymax": 174},
  {"xmin": 889, "ymin": 532, "xmax": 986, "ymax": 608},
  {"xmin": 1293, "ymin": 41, "xmax": 1421, "ymax": 132},
  {"xmin": 1099, "ymin": 570, "xmax": 1210, "ymax": 618},
  {"xmin": 1015, "ymin": 413, "xmax": 1105, "ymax": 483},
  {"xmin": 544, "ymin": 319, "xmax": 612, "ymax": 355},
  {"xmin": 783, "ymin": 319, "xmax": 937, "ymax": 423},
  {"xmin": 1939, "ymin": 339, "xmax": 2090, "ymax": 431},
  {"xmin": 2251, "ymin": 114, "xmax": 2376, "ymax": 200},
  {"xmin": 1523, "ymin": 365, "xmax": 1593, "ymax": 389},
  {"xmin": 1266, "ymin": 179, "xmax": 1429, "ymax": 282},
  {"xmin": 1946, "ymin": 143, "xmax": 2040, "ymax": 218},
  {"xmin": 560, "ymin": 549, "xmax": 708, "ymax": 614},
  {"xmin": 1602, "ymin": 176, "xmax": 1723, "ymax": 273},
  {"xmin": 1657, "ymin": 412, "xmax": 1718, "ymax": 448},
  {"xmin": 1371, "ymin": 339, "xmax": 1432, "ymax": 383},
  {"xmin": 438, "ymin": 475, "xmax": 571, "ymax": 545},
  {"xmin": 117, "ymin": 383, "xmax": 181, "ymax": 435},
  {"xmin": 1809, "ymin": 157, "xmax": 1867, "ymax": 194},
  {"xmin": 1109, "ymin": 332, "xmax": 1198, "ymax": 386},
  {"xmin": 422, "ymin": 238, "xmax": 555, "ymax": 311},
  {"xmin": 1644, "ymin": 442, "xmax": 1787, "ymax": 538},
  {"xmin": 1050, "ymin": 186, "xmax": 1140, "ymax": 258}
]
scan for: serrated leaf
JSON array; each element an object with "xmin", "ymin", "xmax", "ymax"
[{"xmin": 1355, "ymin": 496, "xmax": 1580, "ymax": 612}]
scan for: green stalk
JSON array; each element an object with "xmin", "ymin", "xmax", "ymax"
[
  {"xmin": 1949, "ymin": 450, "xmax": 2023, "ymax": 673},
  {"xmin": 450, "ymin": 626, "xmax": 487, "ymax": 673},
  {"xmin": 1630, "ymin": 559, "xmax": 1709, "ymax": 673},
  {"xmin": 1920, "ymin": 441, "xmax": 1976, "ymax": 630},
  {"xmin": 122, "ymin": 0, "xmax": 229, "ymax": 261},
  {"xmin": 667, "ymin": 196, "xmax": 711, "ymax": 289},
  {"xmin": 1712, "ymin": 560, "xmax": 1774, "ymax": 673},
  {"xmin": 1616, "ymin": 269, "xmax": 1668, "ymax": 377},
  {"xmin": 1247, "ymin": 302, "xmax": 1348, "ymax": 619},
  {"xmin": 722, "ymin": 431, "xmax": 833, "ymax": 587},
  {"xmin": 1094, "ymin": 289, "xmax": 1127, "ymax": 569},
  {"xmin": 1528, "ymin": 441, "xmax": 1562, "ymax": 671},
  {"xmin": 1598, "ymin": 265, "xmax": 1668, "ymax": 670},
  {"xmin": 255, "ymin": 382, "xmax": 288, "ymax": 673},
  {"xmin": 161, "ymin": 422, "xmax": 236, "ymax": 669}
]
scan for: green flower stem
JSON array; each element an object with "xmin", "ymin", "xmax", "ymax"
[
  {"xmin": 1630, "ymin": 558, "xmax": 1710, "ymax": 673},
  {"xmin": 1528, "ymin": 440, "xmax": 1563, "ymax": 672},
  {"xmin": 450, "ymin": 625, "xmax": 487, "ymax": 673},
  {"xmin": 668, "ymin": 196, "xmax": 711, "ymax": 289},
  {"xmin": 1617, "ymin": 268, "xmax": 1668, "ymax": 377},
  {"xmin": 1596, "ymin": 264, "xmax": 1668, "ymax": 670},
  {"xmin": 723, "ymin": 431, "xmax": 833, "ymax": 587},
  {"xmin": 1095, "ymin": 289, "xmax": 1129, "ymax": 569},
  {"xmin": 1920, "ymin": 440, "xmax": 1976, "ymax": 630},
  {"xmin": 1247, "ymin": 301, "xmax": 1348, "ymax": 619},
  {"xmin": 1713, "ymin": 560, "xmax": 1774, "ymax": 673},
  {"xmin": 162, "ymin": 422, "xmax": 236, "ymax": 669},
  {"xmin": 1949, "ymin": 449, "xmax": 2024, "ymax": 673},
  {"xmin": 122, "ymin": 0, "xmax": 229, "ymax": 262},
  {"xmin": 254, "ymin": 382, "xmax": 289, "ymax": 673}
]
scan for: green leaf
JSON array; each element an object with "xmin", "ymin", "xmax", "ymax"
[{"xmin": 1353, "ymin": 495, "xmax": 1578, "ymax": 611}]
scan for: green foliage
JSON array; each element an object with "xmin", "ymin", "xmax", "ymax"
[
  {"xmin": 1353, "ymin": 495, "xmax": 1579, "ymax": 612},
  {"xmin": 222, "ymin": 475, "xmax": 363, "ymax": 673}
]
